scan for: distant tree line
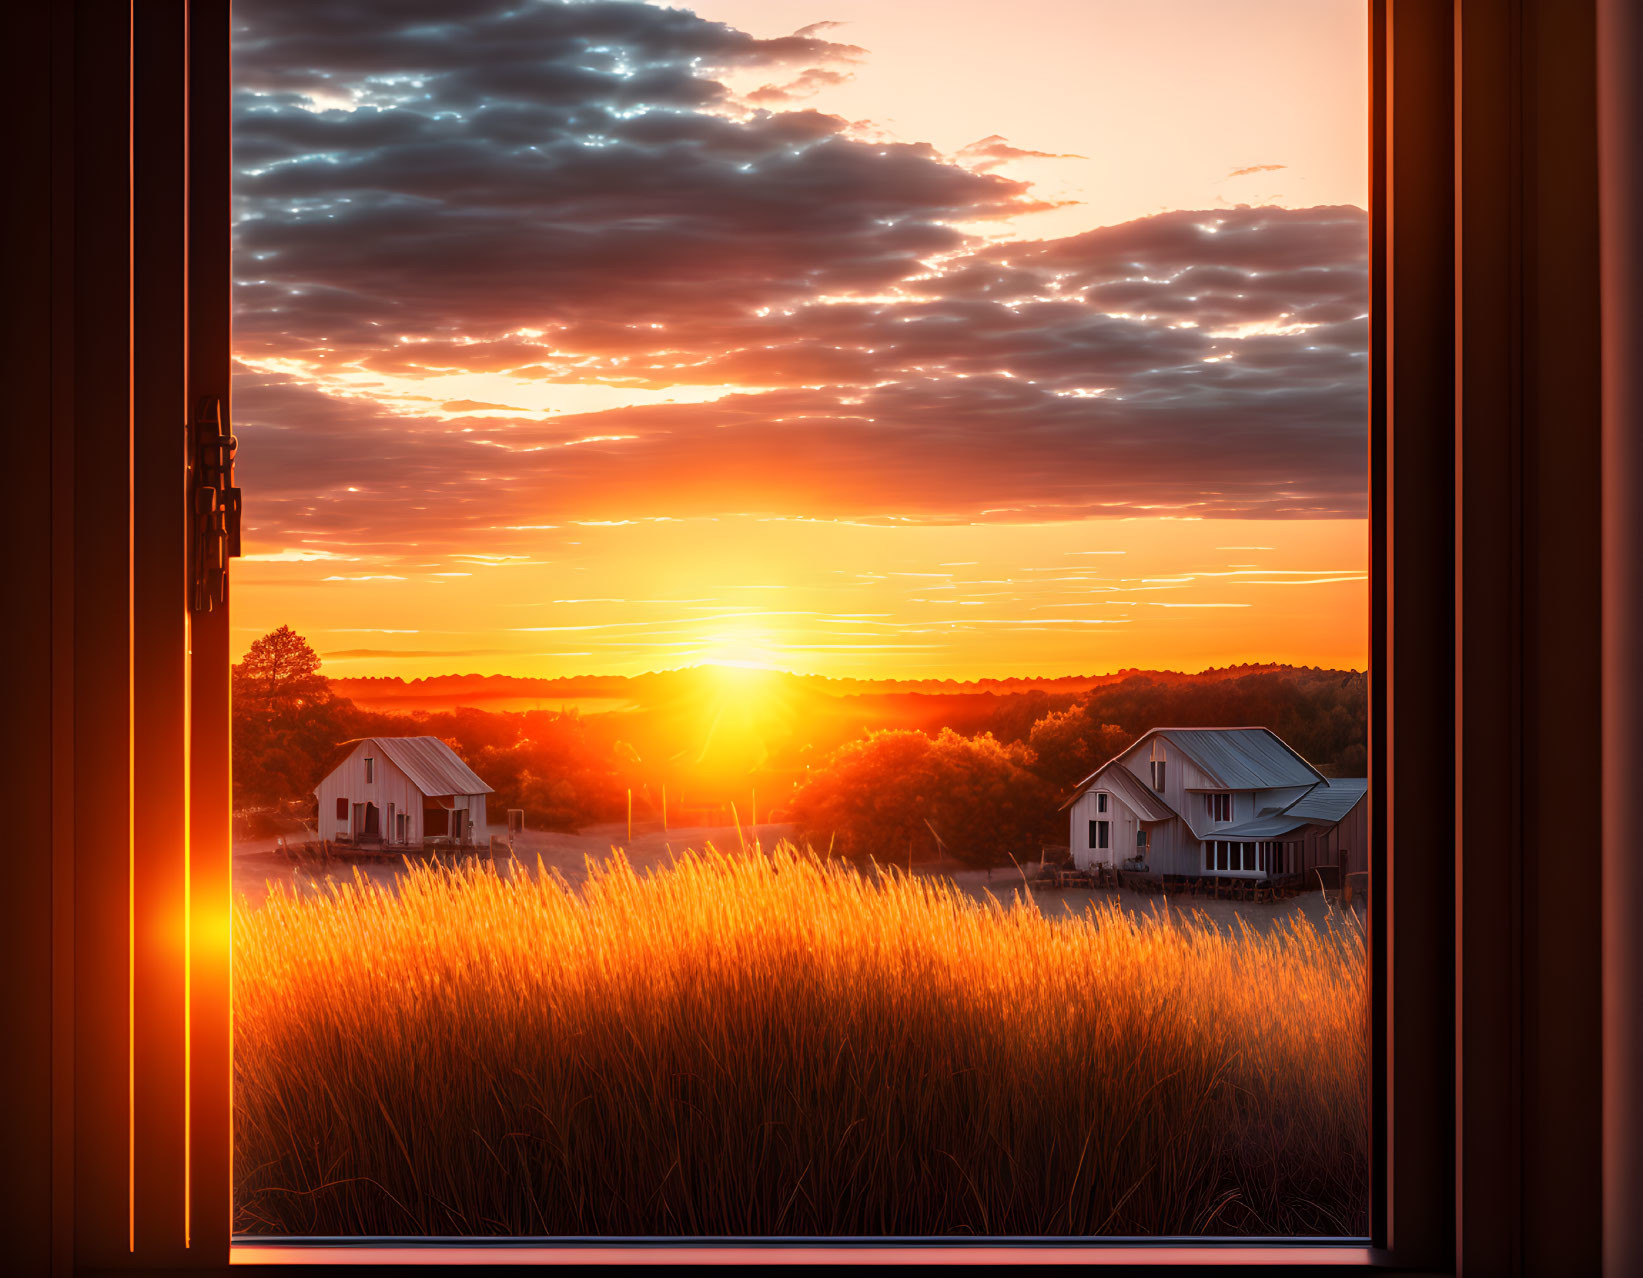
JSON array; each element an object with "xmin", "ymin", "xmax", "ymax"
[
  {"xmin": 232, "ymin": 627, "xmax": 632, "ymax": 829},
  {"xmin": 1018, "ymin": 666, "xmax": 1369, "ymax": 787},
  {"xmin": 233, "ymin": 628, "xmax": 1367, "ymax": 865},
  {"xmin": 790, "ymin": 667, "xmax": 1367, "ymax": 868}
]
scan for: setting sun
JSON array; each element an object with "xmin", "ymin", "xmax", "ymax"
[{"xmin": 230, "ymin": 0, "xmax": 1368, "ymax": 685}]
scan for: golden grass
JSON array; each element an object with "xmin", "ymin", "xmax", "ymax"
[{"xmin": 232, "ymin": 845, "xmax": 1367, "ymax": 1237}]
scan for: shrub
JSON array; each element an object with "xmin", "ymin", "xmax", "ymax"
[{"xmin": 790, "ymin": 728, "xmax": 1062, "ymax": 867}]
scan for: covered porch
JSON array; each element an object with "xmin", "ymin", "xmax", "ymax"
[{"xmin": 1198, "ymin": 814, "xmax": 1311, "ymax": 882}]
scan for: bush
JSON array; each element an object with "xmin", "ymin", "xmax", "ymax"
[{"xmin": 790, "ymin": 728, "xmax": 1061, "ymax": 867}]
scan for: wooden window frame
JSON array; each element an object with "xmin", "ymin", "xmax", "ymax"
[{"xmin": 4, "ymin": 0, "xmax": 1638, "ymax": 1271}]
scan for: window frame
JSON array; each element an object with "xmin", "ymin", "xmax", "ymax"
[{"xmin": 8, "ymin": 0, "xmax": 1627, "ymax": 1271}]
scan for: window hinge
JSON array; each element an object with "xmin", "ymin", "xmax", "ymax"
[{"xmin": 190, "ymin": 395, "xmax": 241, "ymax": 613}]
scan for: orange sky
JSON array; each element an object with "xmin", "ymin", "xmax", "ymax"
[{"xmin": 231, "ymin": 0, "xmax": 1369, "ymax": 681}]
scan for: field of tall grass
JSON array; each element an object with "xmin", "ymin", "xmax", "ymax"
[{"xmin": 232, "ymin": 845, "xmax": 1367, "ymax": 1238}]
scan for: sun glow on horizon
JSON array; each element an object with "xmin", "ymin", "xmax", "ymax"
[
  {"xmin": 234, "ymin": 514, "xmax": 1367, "ymax": 681},
  {"xmin": 230, "ymin": 0, "xmax": 1367, "ymax": 684}
]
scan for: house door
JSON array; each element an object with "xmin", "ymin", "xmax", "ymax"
[
  {"xmin": 352, "ymin": 802, "xmax": 365, "ymax": 838},
  {"xmin": 363, "ymin": 803, "xmax": 380, "ymax": 837}
]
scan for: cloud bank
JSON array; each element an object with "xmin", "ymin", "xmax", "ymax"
[{"xmin": 232, "ymin": 0, "xmax": 1368, "ymax": 555}]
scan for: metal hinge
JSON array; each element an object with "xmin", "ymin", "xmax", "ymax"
[{"xmin": 190, "ymin": 396, "xmax": 241, "ymax": 612}]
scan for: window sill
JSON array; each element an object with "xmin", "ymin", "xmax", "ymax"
[{"xmin": 230, "ymin": 1239, "xmax": 1374, "ymax": 1268}]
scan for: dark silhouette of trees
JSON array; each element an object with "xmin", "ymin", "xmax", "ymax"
[
  {"xmin": 230, "ymin": 628, "xmax": 634, "ymax": 826},
  {"xmin": 1028, "ymin": 706, "xmax": 1136, "ymax": 788},
  {"xmin": 231, "ymin": 626, "xmax": 346, "ymax": 808},
  {"xmin": 790, "ymin": 728, "xmax": 1060, "ymax": 868},
  {"xmin": 229, "ymin": 641, "xmax": 1367, "ymax": 848},
  {"xmin": 1023, "ymin": 667, "xmax": 1368, "ymax": 789}
]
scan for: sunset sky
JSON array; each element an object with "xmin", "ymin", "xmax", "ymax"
[{"xmin": 231, "ymin": 0, "xmax": 1369, "ymax": 680}]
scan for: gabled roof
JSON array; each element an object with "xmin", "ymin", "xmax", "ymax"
[
  {"xmin": 1061, "ymin": 760, "xmax": 1179, "ymax": 819},
  {"xmin": 1065, "ymin": 726, "xmax": 1328, "ymax": 807},
  {"xmin": 329, "ymin": 736, "xmax": 493, "ymax": 797},
  {"xmin": 1157, "ymin": 727, "xmax": 1328, "ymax": 790},
  {"xmin": 1283, "ymin": 777, "xmax": 1368, "ymax": 823}
]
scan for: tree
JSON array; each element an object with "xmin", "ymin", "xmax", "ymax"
[
  {"xmin": 790, "ymin": 728, "xmax": 1061, "ymax": 868},
  {"xmin": 233, "ymin": 624, "xmax": 328, "ymax": 719},
  {"xmin": 1027, "ymin": 705, "xmax": 1134, "ymax": 789},
  {"xmin": 232, "ymin": 626, "xmax": 345, "ymax": 809}
]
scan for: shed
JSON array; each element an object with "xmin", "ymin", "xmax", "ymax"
[{"xmin": 313, "ymin": 736, "xmax": 494, "ymax": 848}]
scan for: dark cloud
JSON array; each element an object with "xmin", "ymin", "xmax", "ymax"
[
  {"xmin": 234, "ymin": 0, "xmax": 1041, "ymax": 365},
  {"xmin": 957, "ymin": 134, "xmax": 1087, "ymax": 173},
  {"xmin": 323, "ymin": 649, "xmax": 524, "ymax": 659},
  {"xmin": 441, "ymin": 399, "xmax": 528, "ymax": 412},
  {"xmin": 745, "ymin": 67, "xmax": 855, "ymax": 107},
  {"xmin": 231, "ymin": 1, "xmax": 1367, "ymax": 544}
]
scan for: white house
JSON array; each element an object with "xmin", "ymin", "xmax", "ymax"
[
  {"xmin": 313, "ymin": 736, "xmax": 493, "ymax": 848},
  {"xmin": 1062, "ymin": 727, "xmax": 1368, "ymax": 883}
]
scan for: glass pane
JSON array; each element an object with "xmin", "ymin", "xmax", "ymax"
[{"xmin": 230, "ymin": 0, "xmax": 1369, "ymax": 1241}]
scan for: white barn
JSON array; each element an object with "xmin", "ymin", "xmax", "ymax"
[
  {"xmin": 1062, "ymin": 727, "xmax": 1368, "ymax": 884},
  {"xmin": 313, "ymin": 736, "xmax": 493, "ymax": 848}
]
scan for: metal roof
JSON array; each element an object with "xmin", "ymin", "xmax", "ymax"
[
  {"xmin": 1284, "ymin": 777, "xmax": 1368, "ymax": 823},
  {"xmin": 353, "ymin": 736, "xmax": 493, "ymax": 797},
  {"xmin": 1151, "ymin": 727, "xmax": 1326, "ymax": 790},
  {"xmin": 1065, "ymin": 726, "xmax": 1329, "ymax": 810},
  {"xmin": 1201, "ymin": 814, "xmax": 1315, "ymax": 840},
  {"xmin": 1063, "ymin": 761, "xmax": 1179, "ymax": 819}
]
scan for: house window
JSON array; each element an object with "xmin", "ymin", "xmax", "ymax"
[
  {"xmin": 1095, "ymin": 791, "xmax": 1108, "ymax": 814},
  {"xmin": 1090, "ymin": 820, "xmax": 1110, "ymax": 850},
  {"xmin": 1149, "ymin": 739, "xmax": 1167, "ymax": 792},
  {"xmin": 365, "ymin": 756, "xmax": 374, "ymax": 784},
  {"xmin": 1207, "ymin": 792, "xmax": 1231, "ymax": 822},
  {"xmin": 335, "ymin": 797, "xmax": 348, "ymax": 820}
]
